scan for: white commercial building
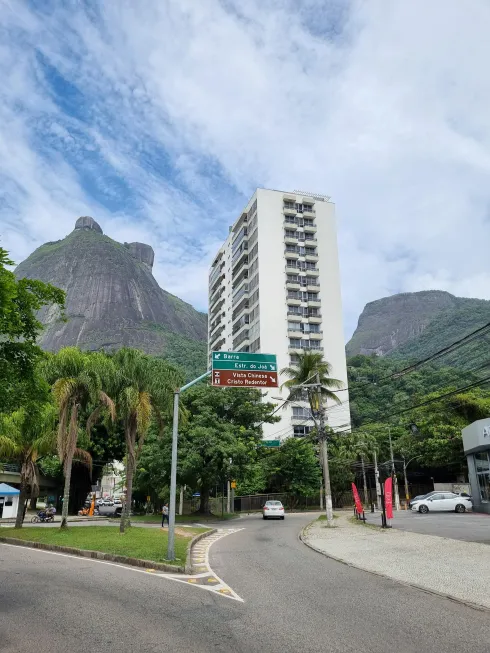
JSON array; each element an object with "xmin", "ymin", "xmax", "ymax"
[{"xmin": 208, "ymin": 188, "xmax": 350, "ymax": 440}]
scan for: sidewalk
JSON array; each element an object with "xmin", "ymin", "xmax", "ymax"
[{"xmin": 302, "ymin": 513, "xmax": 490, "ymax": 610}]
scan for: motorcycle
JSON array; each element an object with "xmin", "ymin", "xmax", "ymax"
[{"xmin": 31, "ymin": 510, "xmax": 55, "ymax": 523}]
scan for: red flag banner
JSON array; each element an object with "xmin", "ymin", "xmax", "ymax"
[
  {"xmin": 384, "ymin": 477, "xmax": 394, "ymax": 520},
  {"xmin": 351, "ymin": 482, "xmax": 363, "ymax": 515}
]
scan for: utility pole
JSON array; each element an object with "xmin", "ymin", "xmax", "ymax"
[
  {"xmin": 315, "ymin": 373, "xmax": 334, "ymax": 526},
  {"xmin": 361, "ymin": 456, "xmax": 369, "ymax": 507},
  {"xmin": 227, "ymin": 480, "xmax": 231, "ymax": 514},
  {"xmin": 374, "ymin": 449, "xmax": 381, "ymax": 511},
  {"xmin": 167, "ymin": 370, "xmax": 211, "ymax": 561},
  {"xmin": 388, "ymin": 426, "xmax": 400, "ymax": 510}
]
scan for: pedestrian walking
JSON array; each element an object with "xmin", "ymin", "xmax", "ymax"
[{"xmin": 161, "ymin": 503, "xmax": 169, "ymax": 527}]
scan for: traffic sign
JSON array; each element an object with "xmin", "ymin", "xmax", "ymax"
[
  {"xmin": 211, "ymin": 351, "xmax": 278, "ymax": 388},
  {"xmin": 231, "ymin": 481, "xmax": 237, "ymax": 489},
  {"xmin": 212, "ymin": 352, "xmax": 277, "ymax": 364},
  {"xmin": 212, "ymin": 369, "xmax": 278, "ymax": 388},
  {"xmin": 261, "ymin": 440, "xmax": 281, "ymax": 447},
  {"xmin": 213, "ymin": 360, "xmax": 277, "ymax": 372}
]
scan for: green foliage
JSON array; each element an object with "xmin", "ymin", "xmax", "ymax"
[
  {"xmin": 0, "ymin": 247, "xmax": 65, "ymax": 412},
  {"xmin": 265, "ymin": 438, "xmax": 321, "ymax": 499},
  {"xmin": 134, "ymin": 385, "xmax": 279, "ymax": 513},
  {"xmin": 348, "ymin": 354, "xmax": 490, "ymax": 474}
]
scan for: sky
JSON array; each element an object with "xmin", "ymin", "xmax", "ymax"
[{"xmin": 1, "ymin": 0, "xmax": 490, "ymax": 340}]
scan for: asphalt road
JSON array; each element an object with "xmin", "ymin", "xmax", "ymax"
[
  {"xmin": 367, "ymin": 509, "xmax": 490, "ymax": 543},
  {"xmin": 1, "ymin": 513, "xmax": 490, "ymax": 653}
]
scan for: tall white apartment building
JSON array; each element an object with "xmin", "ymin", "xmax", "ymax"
[{"xmin": 208, "ymin": 188, "xmax": 350, "ymax": 440}]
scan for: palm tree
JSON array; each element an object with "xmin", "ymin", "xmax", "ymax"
[
  {"xmin": 112, "ymin": 349, "xmax": 180, "ymax": 533},
  {"xmin": 281, "ymin": 351, "xmax": 344, "ymax": 525},
  {"xmin": 42, "ymin": 348, "xmax": 115, "ymax": 528},
  {"xmin": 0, "ymin": 403, "xmax": 56, "ymax": 528}
]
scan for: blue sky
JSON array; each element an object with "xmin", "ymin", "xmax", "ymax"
[{"xmin": 1, "ymin": 0, "xmax": 490, "ymax": 339}]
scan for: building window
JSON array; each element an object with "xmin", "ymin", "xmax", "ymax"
[
  {"xmin": 289, "ymin": 338, "xmax": 302, "ymax": 348},
  {"xmin": 475, "ymin": 452, "xmax": 490, "ymax": 502},
  {"xmin": 292, "ymin": 406, "xmax": 313, "ymax": 419},
  {"xmin": 293, "ymin": 425, "xmax": 312, "ymax": 437}
]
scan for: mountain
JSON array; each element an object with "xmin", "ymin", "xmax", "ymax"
[
  {"xmin": 346, "ymin": 290, "xmax": 490, "ymax": 364},
  {"xmin": 15, "ymin": 216, "xmax": 208, "ymax": 377}
]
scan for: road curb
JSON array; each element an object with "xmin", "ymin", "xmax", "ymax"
[
  {"xmin": 298, "ymin": 524, "xmax": 490, "ymax": 613},
  {"xmin": 185, "ymin": 528, "xmax": 217, "ymax": 574},
  {"xmin": 0, "ymin": 536, "xmax": 186, "ymax": 573}
]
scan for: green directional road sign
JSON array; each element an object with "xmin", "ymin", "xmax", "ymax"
[
  {"xmin": 212, "ymin": 360, "xmax": 277, "ymax": 372},
  {"xmin": 212, "ymin": 352, "xmax": 277, "ymax": 364},
  {"xmin": 211, "ymin": 351, "xmax": 278, "ymax": 388},
  {"xmin": 261, "ymin": 440, "xmax": 281, "ymax": 447}
]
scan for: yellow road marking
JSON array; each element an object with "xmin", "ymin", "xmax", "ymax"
[
  {"xmin": 207, "ymin": 578, "xmax": 219, "ymax": 583},
  {"xmin": 187, "ymin": 579, "xmax": 197, "ymax": 583}
]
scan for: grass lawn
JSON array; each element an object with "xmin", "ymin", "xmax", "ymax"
[
  {"xmin": 130, "ymin": 513, "xmax": 239, "ymax": 524},
  {"xmin": 6, "ymin": 526, "xmax": 209, "ymax": 564}
]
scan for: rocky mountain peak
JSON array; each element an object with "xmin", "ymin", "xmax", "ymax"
[{"xmin": 75, "ymin": 216, "xmax": 103, "ymax": 234}]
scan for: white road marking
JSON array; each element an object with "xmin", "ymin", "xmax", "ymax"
[{"xmin": 0, "ymin": 527, "xmax": 245, "ymax": 602}]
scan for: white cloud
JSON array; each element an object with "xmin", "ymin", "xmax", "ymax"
[{"xmin": 1, "ymin": 0, "xmax": 489, "ymax": 335}]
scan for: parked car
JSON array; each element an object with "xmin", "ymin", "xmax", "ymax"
[
  {"xmin": 409, "ymin": 491, "xmax": 438, "ymax": 508},
  {"xmin": 262, "ymin": 500, "xmax": 285, "ymax": 520},
  {"xmin": 97, "ymin": 503, "xmax": 122, "ymax": 517},
  {"xmin": 411, "ymin": 492, "xmax": 472, "ymax": 514}
]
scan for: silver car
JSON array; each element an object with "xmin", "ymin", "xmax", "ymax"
[{"xmin": 262, "ymin": 500, "xmax": 285, "ymax": 520}]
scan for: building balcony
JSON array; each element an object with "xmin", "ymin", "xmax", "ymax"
[
  {"xmin": 210, "ymin": 298, "xmax": 225, "ymax": 319},
  {"xmin": 285, "ymin": 263, "xmax": 299, "ymax": 274},
  {"xmin": 308, "ymin": 299, "xmax": 321, "ymax": 308},
  {"xmin": 210, "ymin": 335, "xmax": 226, "ymax": 351},
  {"xmin": 233, "ymin": 331, "xmax": 250, "ymax": 349},
  {"xmin": 209, "ymin": 286, "xmax": 225, "ymax": 307},
  {"xmin": 287, "ymin": 298, "xmax": 301, "ymax": 306},
  {"xmin": 307, "ymin": 315, "xmax": 322, "ymax": 323},
  {"xmin": 305, "ymin": 268, "xmax": 319, "ymax": 277},
  {"xmin": 233, "ymin": 211, "xmax": 248, "ymax": 235},
  {"xmin": 288, "ymin": 346, "xmax": 303, "ymax": 354},
  {"xmin": 284, "ymin": 193, "xmax": 296, "ymax": 202},
  {"xmin": 284, "ymin": 250, "xmax": 299, "ymax": 259},
  {"xmin": 287, "ymin": 326, "xmax": 303, "ymax": 336},
  {"xmin": 303, "ymin": 208, "xmax": 316, "ymax": 217},
  {"xmin": 303, "ymin": 343, "xmax": 322, "ymax": 351},
  {"xmin": 284, "ymin": 235, "xmax": 298, "ymax": 245},
  {"xmin": 232, "ymin": 282, "xmax": 248, "ymax": 304},
  {"xmin": 232, "ymin": 256, "xmax": 249, "ymax": 277},
  {"xmin": 303, "ymin": 223, "xmax": 317, "ymax": 233},
  {"xmin": 283, "ymin": 206, "xmax": 297, "ymax": 216},
  {"xmin": 209, "ymin": 324, "xmax": 225, "ymax": 341},
  {"xmin": 286, "ymin": 281, "xmax": 301, "ymax": 290},
  {"xmin": 304, "ymin": 236, "xmax": 317, "ymax": 246},
  {"xmin": 209, "ymin": 264, "xmax": 224, "ymax": 288},
  {"xmin": 308, "ymin": 332, "xmax": 323, "ymax": 340},
  {"xmin": 307, "ymin": 282, "xmax": 320, "ymax": 291},
  {"xmin": 292, "ymin": 416, "xmax": 314, "ymax": 426},
  {"xmin": 305, "ymin": 254, "xmax": 319, "ymax": 262},
  {"xmin": 232, "ymin": 318, "xmax": 249, "ymax": 336},
  {"xmin": 209, "ymin": 272, "xmax": 225, "ymax": 296},
  {"xmin": 287, "ymin": 311, "xmax": 302, "ymax": 321}
]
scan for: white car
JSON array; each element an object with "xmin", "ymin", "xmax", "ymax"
[
  {"xmin": 263, "ymin": 500, "xmax": 285, "ymax": 520},
  {"xmin": 411, "ymin": 492, "xmax": 472, "ymax": 514}
]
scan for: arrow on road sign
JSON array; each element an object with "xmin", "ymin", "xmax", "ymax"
[{"xmin": 269, "ymin": 364, "xmax": 276, "ymax": 371}]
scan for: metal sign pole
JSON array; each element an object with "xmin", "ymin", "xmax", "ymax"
[{"xmin": 167, "ymin": 370, "xmax": 211, "ymax": 561}]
